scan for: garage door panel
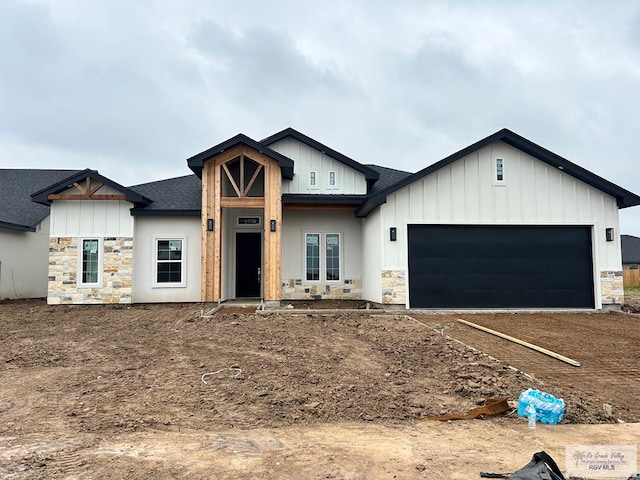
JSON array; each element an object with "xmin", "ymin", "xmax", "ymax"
[
  {"xmin": 408, "ymin": 225, "xmax": 594, "ymax": 308},
  {"xmin": 414, "ymin": 257, "xmax": 586, "ymax": 275},
  {"xmin": 412, "ymin": 241, "xmax": 585, "ymax": 261},
  {"xmin": 411, "ymin": 272, "xmax": 590, "ymax": 291},
  {"xmin": 415, "ymin": 289, "xmax": 588, "ymax": 308}
]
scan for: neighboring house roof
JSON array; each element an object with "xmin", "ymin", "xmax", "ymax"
[
  {"xmin": 622, "ymin": 234, "xmax": 640, "ymax": 264},
  {"xmin": 0, "ymin": 169, "xmax": 78, "ymax": 231},
  {"xmin": 356, "ymin": 128, "xmax": 640, "ymax": 217},
  {"xmin": 187, "ymin": 134, "xmax": 295, "ymax": 180},
  {"xmin": 366, "ymin": 165, "xmax": 413, "ymax": 194},
  {"xmin": 261, "ymin": 128, "xmax": 380, "ymax": 182},
  {"xmin": 31, "ymin": 168, "xmax": 152, "ymax": 207},
  {"xmin": 129, "ymin": 174, "xmax": 201, "ymax": 216}
]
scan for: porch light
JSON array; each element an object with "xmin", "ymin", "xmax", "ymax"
[
  {"xmin": 605, "ymin": 227, "xmax": 614, "ymax": 242},
  {"xmin": 207, "ymin": 218, "xmax": 214, "ymax": 231},
  {"xmin": 270, "ymin": 219, "xmax": 277, "ymax": 232},
  {"xmin": 390, "ymin": 227, "xmax": 397, "ymax": 241}
]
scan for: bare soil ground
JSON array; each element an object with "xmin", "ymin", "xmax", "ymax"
[{"xmin": 1, "ymin": 300, "xmax": 638, "ymax": 479}]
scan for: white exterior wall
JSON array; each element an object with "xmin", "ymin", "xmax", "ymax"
[
  {"xmin": 133, "ymin": 216, "xmax": 202, "ymax": 303},
  {"xmin": 378, "ymin": 141, "xmax": 622, "ymax": 308},
  {"xmin": 0, "ymin": 217, "xmax": 51, "ymax": 299},
  {"xmin": 269, "ymin": 138, "xmax": 368, "ymax": 194},
  {"xmin": 361, "ymin": 208, "xmax": 382, "ymax": 303},
  {"xmin": 281, "ymin": 209, "xmax": 363, "ymax": 299}
]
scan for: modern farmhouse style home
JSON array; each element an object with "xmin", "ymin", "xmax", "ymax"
[{"xmin": 2, "ymin": 128, "xmax": 639, "ymax": 309}]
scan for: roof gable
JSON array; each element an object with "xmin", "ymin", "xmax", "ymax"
[
  {"xmin": 622, "ymin": 234, "xmax": 640, "ymax": 264},
  {"xmin": 261, "ymin": 128, "xmax": 380, "ymax": 182},
  {"xmin": 187, "ymin": 134, "xmax": 294, "ymax": 179},
  {"xmin": 356, "ymin": 128, "xmax": 640, "ymax": 217},
  {"xmin": 0, "ymin": 169, "xmax": 79, "ymax": 231},
  {"xmin": 31, "ymin": 169, "xmax": 152, "ymax": 206}
]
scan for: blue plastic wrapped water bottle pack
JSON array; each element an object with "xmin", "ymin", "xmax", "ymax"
[{"xmin": 517, "ymin": 388, "xmax": 565, "ymax": 425}]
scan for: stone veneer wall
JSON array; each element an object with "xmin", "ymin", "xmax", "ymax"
[
  {"xmin": 600, "ymin": 270, "xmax": 623, "ymax": 306},
  {"xmin": 381, "ymin": 270, "xmax": 406, "ymax": 305},
  {"xmin": 48, "ymin": 237, "xmax": 133, "ymax": 304},
  {"xmin": 281, "ymin": 278, "xmax": 362, "ymax": 300}
]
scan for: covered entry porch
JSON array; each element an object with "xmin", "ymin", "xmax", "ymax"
[{"xmin": 187, "ymin": 136, "xmax": 294, "ymax": 303}]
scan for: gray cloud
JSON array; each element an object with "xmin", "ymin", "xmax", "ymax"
[{"xmin": 1, "ymin": 0, "xmax": 639, "ymax": 234}]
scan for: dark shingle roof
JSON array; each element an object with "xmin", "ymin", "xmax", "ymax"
[
  {"xmin": 366, "ymin": 165, "xmax": 413, "ymax": 194},
  {"xmin": 129, "ymin": 175, "xmax": 201, "ymax": 215},
  {"xmin": 622, "ymin": 234, "xmax": 640, "ymax": 264},
  {"xmin": 1, "ymin": 169, "xmax": 78, "ymax": 231}
]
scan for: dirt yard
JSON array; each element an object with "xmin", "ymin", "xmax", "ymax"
[{"xmin": 1, "ymin": 300, "xmax": 638, "ymax": 479}]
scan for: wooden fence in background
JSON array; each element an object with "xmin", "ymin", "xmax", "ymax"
[{"xmin": 623, "ymin": 268, "xmax": 640, "ymax": 287}]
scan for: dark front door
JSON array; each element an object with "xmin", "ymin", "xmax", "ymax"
[{"xmin": 236, "ymin": 232, "xmax": 262, "ymax": 297}]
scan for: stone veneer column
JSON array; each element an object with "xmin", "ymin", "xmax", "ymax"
[
  {"xmin": 381, "ymin": 270, "xmax": 406, "ymax": 305},
  {"xmin": 47, "ymin": 237, "xmax": 133, "ymax": 305},
  {"xmin": 600, "ymin": 270, "xmax": 623, "ymax": 306}
]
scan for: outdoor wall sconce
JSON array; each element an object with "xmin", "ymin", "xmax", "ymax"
[
  {"xmin": 390, "ymin": 227, "xmax": 397, "ymax": 241},
  {"xmin": 606, "ymin": 227, "xmax": 614, "ymax": 242},
  {"xmin": 270, "ymin": 219, "xmax": 277, "ymax": 232},
  {"xmin": 207, "ymin": 218, "xmax": 214, "ymax": 231}
]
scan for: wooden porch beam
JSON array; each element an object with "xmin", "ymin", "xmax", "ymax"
[{"xmin": 220, "ymin": 197, "xmax": 265, "ymax": 208}]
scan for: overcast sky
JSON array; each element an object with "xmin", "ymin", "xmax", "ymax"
[{"xmin": 1, "ymin": 0, "xmax": 639, "ymax": 234}]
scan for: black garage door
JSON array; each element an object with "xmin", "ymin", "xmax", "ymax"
[{"xmin": 408, "ymin": 225, "xmax": 594, "ymax": 308}]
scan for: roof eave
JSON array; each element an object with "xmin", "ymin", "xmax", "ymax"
[
  {"xmin": 261, "ymin": 128, "xmax": 380, "ymax": 181},
  {"xmin": 282, "ymin": 194, "xmax": 367, "ymax": 206},
  {"xmin": 0, "ymin": 221, "xmax": 35, "ymax": 232},
  {"xmin": 358, "ymin": 128, "xmax": 640, "ymax": 214},
  {"xmin": 130, "ymin": 208, "xmax": 201, "ymax": 217},
  {"xmin": 187, "ymin": 134, "xmax": 295, "ymax": 180},
  {"xmin": 30, "ymin": 169, "xmax": 152, "ymax": 206}
]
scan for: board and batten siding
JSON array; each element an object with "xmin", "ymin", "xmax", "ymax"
[
  {"xmin": 133, "ymin": 217, "xmax": 202, "ymax": 303},
  {"xmin": 268, "ymin": 138, "xmax": 368, "ymax": 195},
  {"xmin": 49, "ymin": 185, "xmax": 134, "ymax": 237},
  {"xmin": 376, "ymin": 141, "xmax": 621, "ymax": 308}
]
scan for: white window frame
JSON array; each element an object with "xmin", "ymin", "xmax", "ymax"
[
  {"xmin": 304, "ymin": 232, "xmax": 342, "ymax": 283},
  {"xmin": 324, "ymin": 232, "xmax": 341, "ymax": 282},
  {"xmin": 494, "ymin": 158, "xmax": 506, "ymax": 185},
  {"xmin": 327, "ymin": 170, "xmax": 338, "ymax": 190},
  {"xmin": 152, "ymin": 236, "xmax": 187, "ymax": 288},
  {"xmin": 78, "ymin": 238, "xmax": 102, "ymax": 287},
  {"xmin": 308, "ymin": 169, "xmax": 319, "ymax": 190}
]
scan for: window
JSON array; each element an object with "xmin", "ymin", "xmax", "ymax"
[
  {"xmin": 309, "ymin": 170, "xmax": 318, "ymax": 189},
  {"xmin": 155, "ymin": 238, "xmax": 185, "ymax": 285},
  {"xmin": 306, "ymin": 233, "xmax": 320, "ymax": 281},
  {"xmin": 496, "ymin": 158, "xmax": 504, "ymax": 182},
  {"xmin": 325, "ymin": 233, "xmax": 340, "ymax": 280},
  {"xmin": 80, "ymin": 238, "xmax": 100, "ymax": 285},
  {"xmin": 328, "ymin": 170, "xmax": 337, "ymax": 189},
  {"xmin": 305, "ymin": 232, "xmax": 341, "ymax": 282}
]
